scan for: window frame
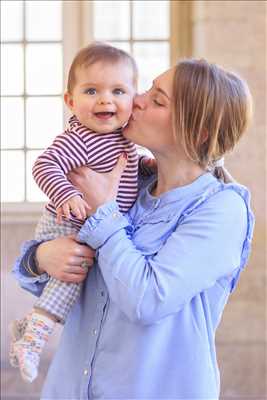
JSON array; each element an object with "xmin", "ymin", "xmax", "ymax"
[
  {"xmin": 1, "ymin": 0, "xmax": 92, "ymax": 222},
  {"xmin": 2, "ymin": 0, "xmax": 191, "ymax": 223}
]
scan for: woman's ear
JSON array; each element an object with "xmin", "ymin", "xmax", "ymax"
[
  {"xmin": 200, "ymin": 128, "xmax": 209, "ymax": 144},
  {"xmin": 64, "ymin": 92, "xmax": 74, "ymax": 111}
]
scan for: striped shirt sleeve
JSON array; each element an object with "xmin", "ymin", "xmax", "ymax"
[{"xmin": 32, "ymin": 131, "xmax": 89, "ymax": 209}]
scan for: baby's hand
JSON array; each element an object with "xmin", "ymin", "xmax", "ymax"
[
  {"xmin": 139, "ymin": 156, "xmax": 157, "ymax": 176},
  {"xmin": 56, "ymin": 195, "xmax": 91, "ymax": 224}
]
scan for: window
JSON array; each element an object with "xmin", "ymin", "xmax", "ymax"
[
  {"xmin": 1, "ymin": 0, "xmax": 63, "ymax": 204},
  {"xmin": 1, "ymin": 0, "xmax": 191, "ymax": 213},
  {"xmin": 92, "ymin": 0, "xmax": 170, "ymax": 91}
]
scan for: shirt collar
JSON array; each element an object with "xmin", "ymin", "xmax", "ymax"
[
  {"xmin": 68, "ymin": 115, "xmax": 123, "ymax": 135},
  {"xmin": 141, "ymin": 172, "xmax": 218, "ymax": 208}
]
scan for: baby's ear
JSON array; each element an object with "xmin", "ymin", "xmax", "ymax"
[{"xmin": 64, "ymin": 92, "xmax": 74, "ymax": 110}]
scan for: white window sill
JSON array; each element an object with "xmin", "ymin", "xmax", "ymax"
[{"xmin": 1, "ymin": 203, "xmax": 46, "ymax": 224}]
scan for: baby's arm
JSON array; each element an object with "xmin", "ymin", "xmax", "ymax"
[
  {"xmin": 32, "ymin": 131, "xmax": 89, "ymax": 210},
  {"xmin": 56, "ymin": 195, "xmax": 91, "ymax": 224}
]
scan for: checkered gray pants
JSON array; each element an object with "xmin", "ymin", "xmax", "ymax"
[{"xmin": 34, "ymin": 210, "xmax": 82, "ymax": 324}]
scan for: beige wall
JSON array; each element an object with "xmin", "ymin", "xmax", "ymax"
[
  {"xmin": 191, "ymin": 0, "xmax": 266, "ymax": 397},
  {"xmin": 1, "ymin": 1, "xmax": 266, "ymax": 398}
]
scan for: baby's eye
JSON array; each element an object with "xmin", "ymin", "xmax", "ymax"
[
  {"xmin": 85, "ymin": 88, "xmax": 96, "ymax": 95},
  {"xmin": 113, "ymin": 88, "xmax": 125, "ymax": 95}
]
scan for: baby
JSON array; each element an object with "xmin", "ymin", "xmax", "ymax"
[{"xmin": 10, "ymin": 42, "xmax": 139, "ymax": 382}]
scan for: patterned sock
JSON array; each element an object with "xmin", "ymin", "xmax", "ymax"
[
  {"xmin": 13, "ymin": 312, "xmax": 55, "ymax": 382},
  {"xmin": 9, "ymin": 314, "xmax": 31, "ymax": 367}
]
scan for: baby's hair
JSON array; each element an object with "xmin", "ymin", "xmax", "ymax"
[
  {"xmin": 67, "ymin": 42, "xmax": 138, "ymax": 93},
  {"xmin": 172, "ymin": 59, "xmax": 253, "ymax": 167}
]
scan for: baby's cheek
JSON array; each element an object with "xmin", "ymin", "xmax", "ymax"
[
  {"xmin": 80, "ymin": 103, "xmax": 93, "ymax": 114},
  {"xmin": 124, "ymin": 99, "xmax": 134, "ymax": 115}
]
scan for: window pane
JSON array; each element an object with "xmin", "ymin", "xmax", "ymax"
[
  {"xmin": 1, "ymin": 98, "xmax": 24, "ymax": 149},
  {"xmin": 25, "ymin": 0, "xmax": 62, "ymax": 41},
  {"xmin": 93, "ymin": 0, "xmax": 130, "ymax": 40},
  {"xmin": 26, "ymin": 150, "xmax": 47, "ymax": 202},
  {"xmin": 133, "ymin": 0, "xmax": 169, "ymax": 39},
  {"xmin": 26, "ymin": 97, "xmax": 63, "ymax": 148},
  {"xmin": 1, "ymin": 0, "xmax": 23, "ymax": 41},
  {"xmin": 1, "ymin": 150, "xmax": 25, "ymax": 202},
  {"xmin": 26, "ymin": 44, "xmax": 63, "ymax": 95},
  {"xmin": 108, "ymin": 42, "xmax": 130, "ymax": 53},
  {"xmin": 133, "ymin": 42, "xmax": 170, "ymax": 92},
  {"xmin": 1, "ymin": 44, "xmax": 24, "ymax": 95}
]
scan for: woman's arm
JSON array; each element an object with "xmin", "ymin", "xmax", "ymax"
[
  {"xmin": 12, "ymin": 155, "xmax": 125, "ymax": 297},
  {"xmin": 77, "ymin": 188, "xmax": 253, "ymax": 325},
  {"xmin": 12, "ymin": 236, "xmax": 95, "ymax": 297},
  {"xmin": 67, "ymin": 157, "xmax": 253, "ymax": 325},
  {"xmin": 12, "ymin": 240, "xmax": 49, "ymax": 297}
]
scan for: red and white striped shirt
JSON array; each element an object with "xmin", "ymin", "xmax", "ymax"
[{"xmin": 33, "ymin": 115, "xmax": 138, "ymax": 228}]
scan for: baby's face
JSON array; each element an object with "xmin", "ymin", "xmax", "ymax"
[{"xmin": 65, "ymin": 61, "xmax": 136, "ymax": 133}]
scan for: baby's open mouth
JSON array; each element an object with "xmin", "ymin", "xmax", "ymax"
[{"xmin": 95, "ymin": 112, "xmax": 115, "ymax": 120}]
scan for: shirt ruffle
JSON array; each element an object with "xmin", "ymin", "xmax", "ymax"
[
  {"xmin": 77, "ymin": 200, "xmax": 130, "ymax": 249},
  {"xmin": 12, "ymin": 239, "xmax": 49, "ymax": 295}
]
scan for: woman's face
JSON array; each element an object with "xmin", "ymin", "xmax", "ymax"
[{"xmin": 123, "ymin": 68, "xmax": 176, "ymax": 154}]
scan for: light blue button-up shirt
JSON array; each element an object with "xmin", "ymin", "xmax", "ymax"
[{"xmin": 13, "ymin": 172, "xmax": 254, "ymax": 399}]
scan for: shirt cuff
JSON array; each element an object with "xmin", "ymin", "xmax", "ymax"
[
  {"xmin": 12, "ymin": 240, "xmax": 49, "ymax": 285},
  {"xmin": 77, "ymin": 201, "xmax": 130, "ymax": 249}
]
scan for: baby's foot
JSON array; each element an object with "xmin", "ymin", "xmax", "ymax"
[
  {"xmin": 9, "ymin": 317, "xmax": 28, "ymax": 367},
  {"xmin": 12, "ymin": 312, "xmax": 55, "ymax": 382},
  {"xmin": 12, "ymin": 338, "xmax": 40, "ymax": 382}
]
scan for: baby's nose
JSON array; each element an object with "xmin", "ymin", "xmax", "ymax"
[{"xmin": 97, "ymin": 93, "xmax": 112, "ymax": 105}]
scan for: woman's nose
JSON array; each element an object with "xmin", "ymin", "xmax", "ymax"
[{"xmin": 133, "ymin": 93, "xmax": 146, "ymax": 110}]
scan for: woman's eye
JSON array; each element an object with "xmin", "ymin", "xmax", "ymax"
[
  {"xmin": 85, "ymin": 88, "xmax": 96, "ymax": 95},
  {"xmin": 113, "ymin": 88, "xmax": 125, "ymax": 95},
  {"xmin": 153, "ymin": 99, "xmax": 164, "ymax": 107}
]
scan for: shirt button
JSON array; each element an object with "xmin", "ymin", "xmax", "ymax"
[
  {"xmin": 84, "ymin": 369, "xmax": 88, "ymax": 375},
  {"xmin": 93, "ymin": 329, "xmax": 97, "ymax": 335},
  {"xmin": 101, "ymin": 291, "xmax": 105, "ymax": 297},
  {"xmin": 112, "ymin": 212, "xmax": 119, "ymax": 219}
]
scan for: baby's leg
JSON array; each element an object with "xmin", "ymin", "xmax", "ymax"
[
  {"xmin": 12, "ymin": 312, "xmax": 55, "ymax": 382},
  {"xmin": 9, "ymin": 314, "xmax": 31, "ymax": 367},
  {"xmin": 33, "ymin": 209, "xmax": 82, "ymax": 323},
  {"xmin": 11, "ymin": 210, "xmax": 81, "ymax": 382},
  {"xmin": 35, "ymin": 277, "xmax": 82, "ymax": 323},
  {"xmin": 14, "ymin": 280, "xmax": 82, "ymax": 382}
]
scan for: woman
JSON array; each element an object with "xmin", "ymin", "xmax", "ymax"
[{"xmin": 13, "ymin": 59, "xmax": 254, "ymax": 399}]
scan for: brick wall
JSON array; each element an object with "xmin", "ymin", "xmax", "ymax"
[{"xmin": 191, "ymin": 1, "xmax": 266, "ymax": 397}]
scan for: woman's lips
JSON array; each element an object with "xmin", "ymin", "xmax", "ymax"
[
  {"xmin": 125, "ymin": 115, "xmax": 134, "ymax": 128},
  {"xmin": 124, "ymin": 114, "xmax": 135, "ymax": 130}
]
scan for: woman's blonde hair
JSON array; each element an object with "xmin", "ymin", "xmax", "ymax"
[{"xmin": 172, "ymin": 59, "xmax": 253, "ymax": 167}]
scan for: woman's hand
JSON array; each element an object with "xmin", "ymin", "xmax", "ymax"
[
  {"xmin": 139, "ymin": 156, "xmax": 157, "ymax": 177},
  {"xmin": 35, "ymin": 236, "xmax": 95, "ymax": 283},
  {"xmin": 67, "ymin": 153, "xmax": 127, "ymax": 214}
]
